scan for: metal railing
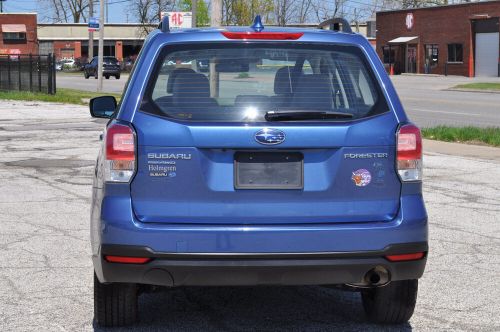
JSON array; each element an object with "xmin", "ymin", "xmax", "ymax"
[{"xmin": 0, "ymin": 53, "xmax": 56, "ymax": 95}]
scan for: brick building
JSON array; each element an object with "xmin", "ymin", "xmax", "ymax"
[
  {"xmin": 0, "ymin": 13, "xmax": 38, "ymax": 55},
  {"xmin": 377, "ymin": 1, "xmax": 500, "ymax": 77}
]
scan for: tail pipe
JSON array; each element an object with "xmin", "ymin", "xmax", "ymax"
[{"xmin": 347, "ymin": 266, "xmax": 391, "ymax": 288}]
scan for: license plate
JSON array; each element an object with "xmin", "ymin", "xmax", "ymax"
[{"xmin": 234, "ymin": 152, "xmax": 303, "ymax": 189}]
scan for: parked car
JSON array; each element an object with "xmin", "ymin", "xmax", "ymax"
[
  {"xmin": 89, "ymin": 16, "xmax": 427, "ymax": 327},
  {"xmin": 122, "ymin": 57, "xmax": 135, "ymax": 71},
  {"xmin": 84, "ymin": 56, "xmax": 121, "ymax": 79},
  {"xmin": 60, "ymin": 58, "xmax": 75, "ymax": 70},
  {"xmin": 55, "ymin": 61, "xmax": 63, "ymax": 71}
]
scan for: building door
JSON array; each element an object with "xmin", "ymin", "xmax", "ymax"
[
  {"xmin": 475, "ymin": 32, "xmax": 499, "ymax": 77},
  {"xmin": 406, "ymin": 46, "xmax": 417, "ymax": 73}
]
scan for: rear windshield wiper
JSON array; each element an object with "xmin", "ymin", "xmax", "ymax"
[{"xmin": 265, "ymin": 110, "xmax": 354, "ymax": 121}]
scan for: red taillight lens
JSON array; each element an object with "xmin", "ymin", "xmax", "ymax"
[
  {"xmin": 105, "ymin": 255, "xmax": 151, "ymax": 264},
  {"xmin": 385, "ymin": 252, "xmax": 425, "ymax": 262},
  {"xmin": 221, "ymin": 31, "xmax": 303, "ymax": 40},
  {"xmin": 397, "ymin": 124, "xmax": 422, "ymax": 181},
  {"xmin": 106, "ymin": 123, "xmax": 134, "ymax": 160},
  {"xmin": 104, "ymin": 122, "xmax": 135, "ymax": 182}
]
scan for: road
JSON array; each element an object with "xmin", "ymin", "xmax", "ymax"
[
  {"xmin": 57, "ymin": 72, "xmax": 500, "ymax": 128},
  {"xmin": 392, "ymin": 75, "xmax": 500, "ymax": 128},
  {"xmin": 0, "ymin": 100, "xmax": 499, "ymax": 331}
]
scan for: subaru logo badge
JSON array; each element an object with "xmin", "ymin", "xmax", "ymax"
[{"xmin": 255, "ymin": 128, "xmax": 285, "ymax": 145}]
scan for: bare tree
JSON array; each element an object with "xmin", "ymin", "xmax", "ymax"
[
  {"xmin": 274, "ymin": 0, "xmax": 295, "ymax": 26},
  {"xmin": 40, "ymin": 0, "xmax": 89, "ymax": 23},
  {"xmin": 130, "ymin": 0, "xmax": 178, "ymax": 36}
]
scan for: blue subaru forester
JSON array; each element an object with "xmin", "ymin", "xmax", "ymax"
[{"xmin": 90, "ymin": 16, "xmax": 427, "ymax": 327}]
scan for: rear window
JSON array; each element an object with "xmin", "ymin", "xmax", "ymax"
[
  {"xmin": 144, "ymin": 44, "xmax": 388, "ymax": 122},
  {"xmin": 104, "ymin": 57, "xmax": 118, "ymax": 64}
]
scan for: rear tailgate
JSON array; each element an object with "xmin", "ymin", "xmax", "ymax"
[{"xmin": 130, "ymin": 113, "xmax": 400, "ymax": 225}]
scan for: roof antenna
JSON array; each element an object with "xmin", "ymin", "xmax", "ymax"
[{"xmin": 251, "ymin": 15, "xmax": 264, "ymax": 32}]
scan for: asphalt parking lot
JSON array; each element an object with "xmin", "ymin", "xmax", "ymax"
[{"xmin": 0, "ymin": 100, "xmax": 499, "ymax": 331}]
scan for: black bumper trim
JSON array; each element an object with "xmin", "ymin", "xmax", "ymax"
[
  {"xmin": 94, "ymin": 242, "xmax": 428, "ymax": 287},
  {"xmin": 100, "ymin": 242, "xmax": 428, "ymax": 260}
]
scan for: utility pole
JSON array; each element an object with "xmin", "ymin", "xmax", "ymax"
[
  {"xmin": 354, "ymin": 8, "xmax": 359, "ymax": 33},
  {"xmin": 97, "ymin": 0, "xmax": 104, "ymax": 92},
  {"xmin": 89, "ymin": 0, "xmax": 94, "ymax": 61},
  {"xmin": 209, "ymin": 0, "xmax": 222, "ymax": 98},
  {"xmin": 192, "ymin": 0, "xmax": 197, "ymax": 28},
  {"xmin": 106, "ymin": 0, "xmax": 109, "ymax": 23}
]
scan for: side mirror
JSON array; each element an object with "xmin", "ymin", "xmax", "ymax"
[{"xmin": 89, "ymin": 96, "xmax": 117, "ymax": 118}]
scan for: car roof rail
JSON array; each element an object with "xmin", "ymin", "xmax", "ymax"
[
  {"xmin": 158, "ymin": 15, "xmax": 170, "ymax": 33},
  {"xmin": 317, "ymin": 18, "xmax": 352, "ymax": 33}
]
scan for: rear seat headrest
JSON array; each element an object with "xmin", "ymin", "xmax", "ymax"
[
  {"xmin": 172, "ymin": 72, "xmax": 212, "ymax": 106},
  {"xmin": 167, "ymin": 68, "xmax": 196, "ymax": 93},
  {"xmin": 274, "ymin": 66, "xmax": 301, "ymax": 95}
]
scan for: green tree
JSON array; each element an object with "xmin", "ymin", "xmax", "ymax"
[
  {"xmin": 222, "ymin": 0, "xmax": 274, "ymax": 26},
  {"xmin": 179, "ymin": 0, "xmax": 210, "ymax": 26}
]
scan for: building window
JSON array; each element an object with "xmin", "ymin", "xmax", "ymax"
[
  {"xmin": 3, "ymin": 32, "xmax": 26, "ymax": 42},
  {"xmin": 425, "ymin": 44, "xmax": 439, "ymax": 69},
  {"xmin": 382, "ymin": 46, "xmax": 395, "ymax": 64},
  {"xmin": 447, "ymin": 44, "xmax": 463, "ymax": 63}
]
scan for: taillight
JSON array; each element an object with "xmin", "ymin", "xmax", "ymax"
[
  {"xmin": 104, "ymin": 255, "xmax": 151, "ymax": 264},
  {"xmin": 397, "ymin": 124, "xmax": 422, "ymax": 182},
  {"xmin": 221, "ymin": 31, "xmax": 303, "ymax": 40},
  {"xmin": 385, "ymin": 252, "xmax": 425, "ymax": 262},
  {"xmin": 104, "ymin": 122, "xmax": 135, "ymax": 182}
]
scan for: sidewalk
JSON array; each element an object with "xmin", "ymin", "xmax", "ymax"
[{"xmin": 424, "ymin": 139, "xmax": 500, "ymax": 162}]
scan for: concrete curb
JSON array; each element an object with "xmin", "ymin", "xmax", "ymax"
[
  {"xmin": 443, "ymin": 88, "xmax": 500, "ymax": 94},
  {"xmin": 423, "ymin": 139, "xmax": 500, "ymax": 162}
]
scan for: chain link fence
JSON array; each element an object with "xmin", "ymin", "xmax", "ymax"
[{"xmin": 0, "ymin": 54, "xmax": 56, "ymax": 95}]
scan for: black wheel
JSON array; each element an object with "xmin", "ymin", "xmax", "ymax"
[
  {"xmin": 362, "ymin": 279, "xmax": 418, "ymax": 324},
  {"xmin": 94, "ymin": 273, "xmax": 138, "ymax": 327},
  {"xmin": 115, "ymin": 74, "xmax": 120, "ymax": 79},
  {"xmin": 105, "ymin": 75, "xmax": 110, "ymax": 79},
  {"xmin": 84, "ymin": 72, "xmax": 89, "ymax": 79},
  {"xmin": 94, "ymin": 74, "xmax": 98, "ymax": 79}
]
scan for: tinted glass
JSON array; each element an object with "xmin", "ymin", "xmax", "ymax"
[
  {"xmin": 146, "ymin": 44, "xmax": 386, "ymax": 122},
  {"xmin": 104, "ymin": 57, "xmax": 119, "ymax": 64}
]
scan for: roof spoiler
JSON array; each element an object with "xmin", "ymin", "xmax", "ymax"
[
  {"xmin": 317, "ymin": 18, "xmax": 352, "ymax": 33},
  {"xmin": 158, "ymin": 16, "xmax": 170, "ymax": 33}
]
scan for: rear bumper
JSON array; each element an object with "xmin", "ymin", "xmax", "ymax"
[
  {"xmin": 94, "ymin": 242, "xmax": 427, "ymax": 286},
  {"xmin": 103, "ymin": 69, "xmax": 120, "ymax": 75}
]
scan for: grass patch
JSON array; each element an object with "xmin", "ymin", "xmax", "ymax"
[
  {"xmin": 421, "ymin": 126, "xmax": 500, "ymax": 147},
  {"xmin": 453, "ymin": 83, "xmax": 500, "ymax": 91},
  {"xmin": 0, "ymin": 88, "xmax": 121, "ymax": 105},
  {"xmin": 236, "ymin": 72, "xmax": 250, "ymax": 79}
]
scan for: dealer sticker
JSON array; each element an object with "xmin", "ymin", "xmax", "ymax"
[{"xmin": 352, "ymin": 169, "xmax": 372, "ymax": 187}]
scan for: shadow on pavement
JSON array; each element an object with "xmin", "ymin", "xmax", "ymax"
[{"xmin": 93, "ymin": 286, "xmax": 412, "ymax": 331}]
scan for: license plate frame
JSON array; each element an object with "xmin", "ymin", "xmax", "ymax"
[{"xmin": 234, "ymin": 152, "xmax": 304, "ymax": 190}]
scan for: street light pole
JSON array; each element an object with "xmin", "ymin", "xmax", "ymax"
[
  {"xmin": 89, "ymin": 0, "xmax": 94, "ymax": 60},
  {"xmin": 209, "ymin": 0, "xmax": 221, "ymax": 98},
  {"xmin": 192, "ymin": 0, "xmax": 197, "ymax": 28},
  {"xmin": 97, "ymin": 0, "xmax": 104, "ymax": 92}
]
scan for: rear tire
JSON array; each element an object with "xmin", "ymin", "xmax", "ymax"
[
  {"xmin": 94, "ymin": 273, "xmax": 138, "ymax": 327},
  {"xmin": 84, "ymin": 72, "xmax": 89, "ymax": 79},
  {"xmin": 115, "ymin": 74, "xmax": 120, "ymax": 79},
  {"xmin": 105, "ymin": 75, "xmax": 110, "ymax": 79},
  {"xmin": 361, "ymin": 279, "xmax": 418, "ymax": 324}
]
